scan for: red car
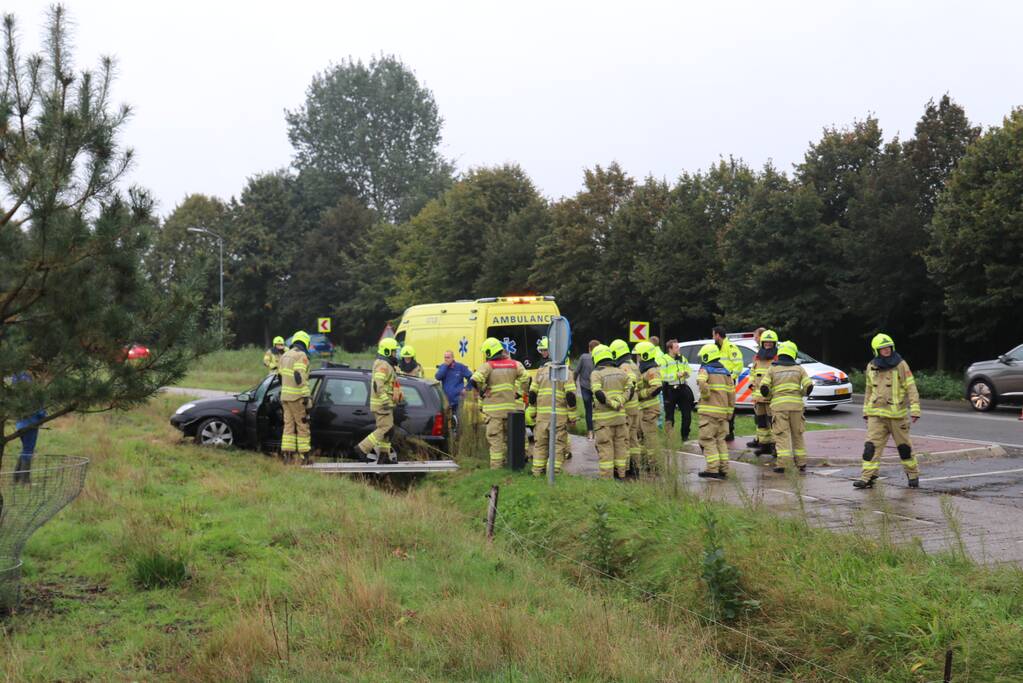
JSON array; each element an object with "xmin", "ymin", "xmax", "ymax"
[{"xmin": 124, "ymin": 344, "xmax": 150, "ymax": 361}]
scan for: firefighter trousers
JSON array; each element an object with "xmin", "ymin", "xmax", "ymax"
[
  {"xmin": 639, "ymin": 406, "xmax": 661, "ymax": 465},
  {"xmin": 860, "ymin": 416, "xmax": 917, "ymax": 482},
  {"xmin": 698, "ymin": 415, "xmax": 730, "ymax": 473},
  {"xmin": 627, "ymin": 408, "xmax": 641, "ymax": 470},
  {"xmin": 532, "ymin": 418, "xmax": 569, "ymax": 475},
  {"xmin": 358, "ymin": 409, "xmax": 394, "ymax": 458},
  {"xmin": 772, "ymin": 410, "xmax": 805, "ymax": 468},
  {"xmin": 753, "ymin": 401, "xmax": 773, "ymax": 445},
  {"xmin": 484, "ymin": 413, "xmax": 508, "ymax": 469},
  {"xmin": 281, "ymin": 399, "xmax": 310, "ymax": 454},
  {"xmin": 595, "ymin": 422, "xmax": 629, "ymax": 479}
]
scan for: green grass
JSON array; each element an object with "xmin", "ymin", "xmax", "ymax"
[
  {"xmin": 176, "ymin": 346, "xmax": 374, "ymax": 392},
  {"xmin": 1, "ymin": 398, "xmax": 738, "ymax": 682},
  {"xmin": 431, "ymin": 468, "xmax": 1023, "ymax": 682},
  {"xmin": 849, "ymin": 368, "xmax": 965, "ymax": 402}
]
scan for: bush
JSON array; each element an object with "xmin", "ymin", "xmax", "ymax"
[
  {"xmin": 848, "ymin": 368, "xmax": 963, "ymax": 401},
  {"xmin": 131, "ymin": 551, "xmax": 190, "ymax": 590}
]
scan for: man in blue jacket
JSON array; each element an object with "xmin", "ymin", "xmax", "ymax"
[{"xmin": 435, "ymin": 350, "xmax": 473, "ymax": 417}]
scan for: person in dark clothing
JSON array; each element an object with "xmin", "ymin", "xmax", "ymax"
[{"xmin": 575, "ymin": 339, "xmax": 600, "ymax": 439}]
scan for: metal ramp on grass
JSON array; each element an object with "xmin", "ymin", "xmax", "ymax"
[{"xmin": 302, "ymin": 460, "xmax": 459, "ymax": 474}]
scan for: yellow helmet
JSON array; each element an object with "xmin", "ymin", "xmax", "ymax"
[
  {"xmin": 760, "ymin": 329, "xmax": 778, "ymax": 344},
  {"xmin": 400, "ymin": 345, "xmax": 416, "ymax": 359},
  {"xmin": 633, "ymin": 341, "xmax": 656, "ymax": 361},
  {"xmin": 609, "ymin": 339, "xmax": 631, "ymax": 360},
  {"xmin": 481, "ymin": 337, "xmax": 505, "ymax": 360},
  {"xmin": 291, "ymin": 331, "xmax": 311, "ymax": 348},
  {"xmin": 272, "ymin": 336, "xmax": 285, "ymax": 346},
  {"xmin": 778, "ymin": 340, "xmax": 798, "ymax": 359},
  {"xmin": 592, "ymin": 344, "xmax": 613, "ymax": 365},
  {"xmin": 698, "ymin": 343, "xmax": 721, "ymax": 364},
  {"xmin": 378, "ymin": 337, "xmax": 399, "ymax": 356},
  {"xmin": 871, "ymin": 333, "xmax": 895, "ymax": 355},
  {"xmin": 537, "ymin": 336, "xmax": 549, "ymax": 351}
]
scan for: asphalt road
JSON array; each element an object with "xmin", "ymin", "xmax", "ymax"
[{"xmin": 809, "ymin": 400, "xmax": 1023, "ymax": 453}]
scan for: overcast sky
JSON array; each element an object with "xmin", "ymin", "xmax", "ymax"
[{"xmin": 7, "ymin": 1, "xmax": 1022, "ymax": 217}]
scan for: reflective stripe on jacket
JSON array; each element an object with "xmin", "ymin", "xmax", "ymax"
[
  {"xmin": 279, "ymin": 348, "xmax": 310, "ymax": 402},
  {"xmin": 590, "ymin": 364, "xmax": 629, "ymax": 426},
  {"xmin": 697, "ymin": 364, "xmax": 735, "ymax": 418},
  {"xmin": 761, "ymin": 363, "xmax": 811, "ymax": 412},
  {"xmin": 720, "ymin": 340, "xmax": 744, "ymax": 380},
  {"xmin": 370, "ymin": 358, "xmax": 398, "ymax": 412},
  {"xmin": 864, "ymin": 360, "xmax": 921, "ymax": 419},
  {"xmin": 750, "ymin": 358, "xmax": 773, "ymax": 404},
  {"xmin": 471, "ymin": 359, "xmax": 527, "ymax": 416},
  {"xmin": 528, "ymin": 363, "xmax": 577, "ymax": 421}
]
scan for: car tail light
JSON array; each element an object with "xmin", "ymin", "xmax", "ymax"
[{"xmin": 431, "ymin": 413, "xmax": 444, "ymax": 436}]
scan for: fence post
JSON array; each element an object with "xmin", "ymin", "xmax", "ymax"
[
  {"xmin": 943, "ymin": 649, "xmax": 953, "ymax": 682},
  {"xmin": 486, "ymin": 485, "xmax": 500, "ymax": 542}
]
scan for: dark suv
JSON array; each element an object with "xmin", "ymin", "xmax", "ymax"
[
  {"xmin": 965, "ymin": 344, "xmax": 1023, "ymax": 411},
  {"xmin": 170, "ymin": 367, "xmax": 450, "ymax": 458}
]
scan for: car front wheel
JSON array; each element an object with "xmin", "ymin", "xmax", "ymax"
[
  {"xmin": 967, "ymin": 379, "xmax": 997, "ymax": 412},
  {"xmin": 195, "ymin": 418, "xmax": 235, "ymax": 447}
]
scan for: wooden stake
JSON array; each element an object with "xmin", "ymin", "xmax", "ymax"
[
  {"xmin": 944, "ymin": 649, "xmax": 953, "ymax": 683},
  {"xmin": 486, "ymin": 485, "xmax": 499, "ymax": 541}
]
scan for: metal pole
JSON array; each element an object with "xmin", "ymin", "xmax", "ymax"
[
  {"xmin": 218, "ymin": 235, "xmax": 224, "ymax": 341},
  {"xmin": 548, "ymin": 368, "xmax": 557, "ymax": 485}
]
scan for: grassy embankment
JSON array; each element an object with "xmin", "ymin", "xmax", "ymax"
[
  {"xmin": 1, "ymin": 396, "xmax": 738, "ymax": 682},
  {"xmin": 432, "ymin": 463, "xmax": 1023, "ymax": 682},
  {"xmin": 175, "ymin": 346, "xmax": 374, "ymax": 392}
]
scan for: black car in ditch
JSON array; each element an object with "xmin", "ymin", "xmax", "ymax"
[{"xmin": 170, "ymin": 366, "xmax": 450, "ymax": 458}]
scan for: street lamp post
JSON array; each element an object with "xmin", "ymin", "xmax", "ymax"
[{"xmin": 187, "ymin": 227, "xmax": 224, "ymax": 340}]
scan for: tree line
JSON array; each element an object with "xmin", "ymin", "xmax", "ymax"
[{"xmin": 150, "ymin": 57, "xmax": 1023, "ymax": 370}]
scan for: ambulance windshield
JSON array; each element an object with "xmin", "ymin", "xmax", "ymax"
[{"xmin": 486, "ymin": 324, "xmax": 549, "ymax": 370}]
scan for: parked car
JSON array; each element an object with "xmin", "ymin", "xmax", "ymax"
[
  {"xmin": 284, "ymin": 333, "xmax": 334, "ymax": 358},
  {"xmin": 170, "ymin": 367, "xmax": 450, "ymax": 458},
  {"xmin": 677, "ymin": 333, "xmax": 853, "ymax": 412},
  {"xmin": 965, "ymin": 344, "xmax": 1023, "ymax": 411},
  {"xmin": 122, "ymin": 343, "xmax": 150, "ymax": 361}
]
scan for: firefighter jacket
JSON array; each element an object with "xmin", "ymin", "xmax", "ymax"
[
  {"xmin": 719, "ymin": 339, "xmax": 744, "ymax": 381},
  {"xmin": 591, "ymin": 363, "xmax": 630, "ymax": 427},
  {"xmin": 618, "ymin": 359, "xmax": 641, "ymax": 414},
  {"xmin": 863, "ymin": 357, "xmax": 921, "ymax": 419},
  {"xmin": 659, "ymin": 352, "xmax": 690, "ymax": 387},
  {"xmin": 760, "ymin": 361, "xmax": 812, "ymax": 412},
  {"xmin": 279, "ymin": 348, "xmax": 310, "ymax": 402},
  {"xmin": 370, "ymin": 357, "xmax": 400, "ymax": 412},
  {"xmin": 526, "ymin": 363, "xmax": 577, "ymax": 423},
  {"xmin": 697, "ymin": 362, "xmax": 735, "ymax": 419},
  {"xmin": 263, "ymin": 348, "xmax": 283, "ymax": 373},
  {"xmin": 637, "ymin": 359, "xmax": 663, "ymax": 410},
  {"xmin": 471, "ymin": 358, "xmax": 527, "ymax": 417},
  {"xmin": 750, "ymin": 357, "xmax": 774, "ymax": 404}
]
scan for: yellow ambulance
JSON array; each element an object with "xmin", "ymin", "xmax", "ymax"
[{"xmin": 395, "ymin": 296, "xmax": 561, "ymax": 375}]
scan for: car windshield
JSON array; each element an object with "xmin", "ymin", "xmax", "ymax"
[
  {"xmin": 796, "ymin": 351, "xmax": 819, "ymax": 364},
  {"xmin": 486, "ymin": 324, "xmax": 548, "ymax": 370},
  {"xmin": 1006, "ymin": 345, "xmax": 1023, "ymax": 362}
]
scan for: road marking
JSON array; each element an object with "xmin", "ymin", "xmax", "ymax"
[
  {"xmin": 766, "ymin": 488, "xmax": 819, "ymax": 501},
  {"xmin": 919, "ymin": 467, "xmax": 1023, "ymax": 483},
  {"xmin": 817, "ymin": 468, "xmax": 843, "ymax": 476},
  {"xmin": 871, "ymin": 510, "xmax": 938, "ymax": 526}
]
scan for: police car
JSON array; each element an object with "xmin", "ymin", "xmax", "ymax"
[{"xmin": 677, "ymin": 333, "xmax": 853, "ymax": 412}]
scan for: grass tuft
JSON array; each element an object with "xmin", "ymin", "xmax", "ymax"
[{"xmin": 131, "ymin": 551, "xmax": 190, "ymax": 590}]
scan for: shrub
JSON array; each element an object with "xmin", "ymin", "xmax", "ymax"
[{"xmin": 131, "ymin": 551, "xmax": 190, "ymax": 590}]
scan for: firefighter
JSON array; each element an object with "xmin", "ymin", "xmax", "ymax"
[
  {"xmin": 610, "ymin": 339, "xmax": 642, "ymax": 475},
  {"xmin": 633, "ymin": 341, "xmax": 663, "ymax": 470},
  {"xmin": 855, "ymin": 333, "xmax": 922, "ymax": 489},
  {"xmin": 712, "ymin": 325, "xmax": 744, "ymax": 442},
  {"xmin": 590, "ymin": 344, "xmax": 631, "ymax": 479},
  {"xmin": 696, "ymin": 343, "xmax": 735, "ymax": 479},
  {"xmin": 760, "ymin": 340, "xmax": 813, "ymax": 473},
  {"xmin": 279, "ymin": 331, "xmax": 312, "ymax": 464},
  {"xmin": 263, "ymin": 336, "xmax": 286, "ymax": 374},
  {"xmin": 527, "ymin": 336, "xmax": 577, "ymax": 475},
  {"xmin": 357, "ymin": 337, "xmax": 403, "ymax": 464},
  {"xmin": 661, "ymin": 339, "xmax": 693, "ymax": 442},
  {"xmin": 469, "ymin": 337, "xmax": 528, "ymax": 469},
  {"xmin": 748, "ymin": 329, "xmax": 779, "ymax": 456},
  {"xmin": 398, "ymin": 345, "xmax": 424, "ymax": 378}
]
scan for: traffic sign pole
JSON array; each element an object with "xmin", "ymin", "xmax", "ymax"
[{"xmin": 546, "ymin": 316, "xmax": 571, "ymax": 486}]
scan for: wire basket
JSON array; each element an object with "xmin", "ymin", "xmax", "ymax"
[{"xmin": 0, "ymin": 455, "xmax": 89, "ymax": 613}]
